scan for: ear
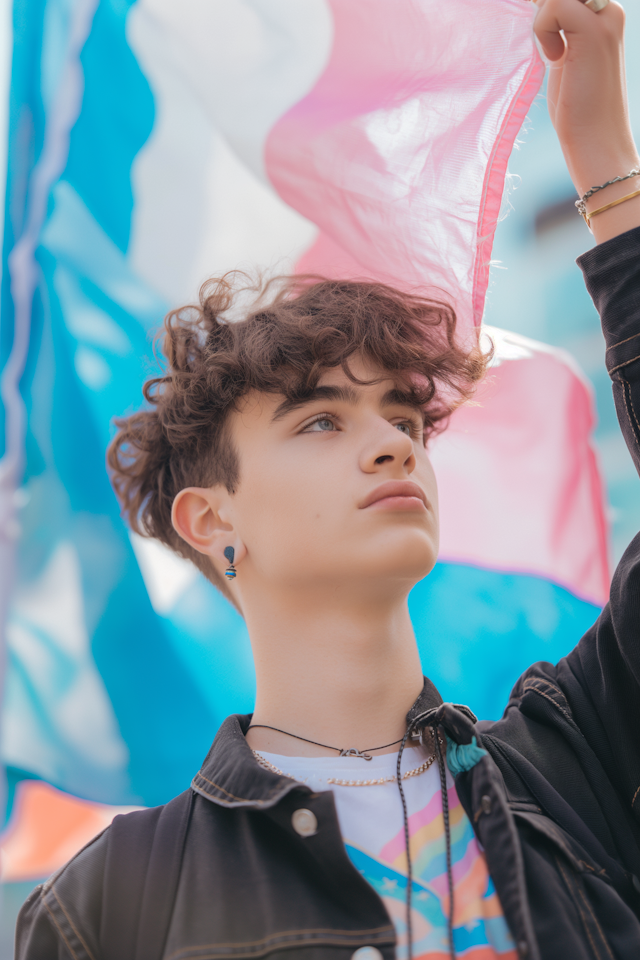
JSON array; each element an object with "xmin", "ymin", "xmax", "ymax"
[{"xmin": 171, "ymin": 486, "xmax": 246, "ymax": 570}]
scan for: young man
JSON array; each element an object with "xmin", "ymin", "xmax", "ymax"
[{"xmin": 16, "ymin": 0, "xmax": 640, "ymax": 958}]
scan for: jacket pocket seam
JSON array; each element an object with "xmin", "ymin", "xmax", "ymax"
[
  {"xmin": 555, "ymin": 855, "xmax": 613, "ymax": 960},
  {"xmin": 165, "ymin": 927, "xmax": 396, "ymax": 960},
  {"xmin": 620, "ymin": 376, "xmax": 640, "ymax": 450},
  {"xmin": 521, "ymin": 679, "xmax": 575, "ymax": 725},
  {"xmin": 578, "ymin": 860, "xmax": 607, "ymax": 878},
  {"xmin": 609, "ymin": 352, "xmax": 640, "ymax": 374},
  {"xmin": 575, "ymin": 883, "xmax": 615, "ymax": 960},
  {"xmin": 47, "ymin": 885, "xmax": 97, "ymax": 960},
  {"xmin": 167, "ymin": 944, "xmax": 393, "ymax": 960},
  {"xmin": 42, "ymin": 898, "xmax": 81, "ymax": 960},
  {"xmin": 516, "ymin": 813, "xmax": 585, "ymax": 872},
  {"xmin": 606, "ymin": 330, "xmax": 640, "ymax": 351},
  {"xmin": 508, "ymin": 802, "xmax": 543, "ymax": 814}
]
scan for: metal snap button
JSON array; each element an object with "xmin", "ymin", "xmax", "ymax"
[
  {"xmin": 481, "ymin": 794, "xmax": 492, "ymax": 815},
  {"xmin": 351, "ymin": 949, "xmax": 384, "ymax": 960},
  {"xmin": 291, "ymin": 808, "xmax": 318, "ymax": 837}
]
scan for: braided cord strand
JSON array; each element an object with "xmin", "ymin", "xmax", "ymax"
[
  {"xmin": 396, "ymin": 723, "xmax": 417, "ymax": 960},
  {"xmin": 434, "ymin": 728, "xmax": 456, "ymax": 960}
]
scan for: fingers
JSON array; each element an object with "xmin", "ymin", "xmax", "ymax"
[
  {"xmin": 534, "ymin": 0, "xmax": 624, "ymax": 62},
  {"xmin": 534, "ymin": 0, "xmax": 568, "ymax": 61}
]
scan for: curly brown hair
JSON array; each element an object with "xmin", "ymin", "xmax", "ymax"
[{"xmin": 107, "ymin": 273, "xmax": 488, "ymax": 606}]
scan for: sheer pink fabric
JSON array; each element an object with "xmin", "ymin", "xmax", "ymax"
[
  {"xmin": 431, "ymin": 333, "xmax": 609, "ymax": 605},
  {"xmin": 266, "ymin": 0, "xmax": 545, "ymax": 333}
]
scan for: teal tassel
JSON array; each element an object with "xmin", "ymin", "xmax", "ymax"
[{"xmin": 445, "ymin": 735, "xmax": 487, "ymax": 776}]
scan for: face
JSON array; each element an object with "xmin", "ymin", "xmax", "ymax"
[{"xmin": 224, "ymin": 356, "xmax": 439, "ymax": 602}]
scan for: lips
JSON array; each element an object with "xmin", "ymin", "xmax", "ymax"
[{"xmin": 359, "ymin": 480, "xmax": 428, "ymax": 510}]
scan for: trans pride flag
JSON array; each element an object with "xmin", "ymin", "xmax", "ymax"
[{"xmin": 0, "ymin": 0, "xmax": 608, "ymax": 880}]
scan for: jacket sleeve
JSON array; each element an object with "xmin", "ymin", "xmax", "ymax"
[
  {"xmin": 15, "ymin": 830, "xmax": 108, "ymax": 960},
  {"xmin": 578, "ymin": 225, "xmax": 640, "ymax": 472},
  {"xmin": 560, "ymin": 225, "xmax": 640, "ymax": 823}
]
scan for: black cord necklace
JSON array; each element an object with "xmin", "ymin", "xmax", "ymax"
[{"xmin": 246, "ymin": 724, "xmax": 405, "ymax": 760}]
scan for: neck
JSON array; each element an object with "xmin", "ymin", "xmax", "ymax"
[{"xmin": 243, "ymin": 583, "xmax": 424, "ymax": 758}]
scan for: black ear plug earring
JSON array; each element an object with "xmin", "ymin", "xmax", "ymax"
[{"xmin": 224, "ymin": 546, "xmax": 237, "ymax": 580}]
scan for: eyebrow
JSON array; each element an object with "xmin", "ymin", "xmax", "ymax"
[{"xmin": 270, "ymin": 383, "xmax": 425, "ymax": 423}]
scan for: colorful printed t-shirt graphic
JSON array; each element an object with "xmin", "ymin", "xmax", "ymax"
[{"xmin": 258, "ymin": 747, "xmax": 517, "ymax": 960}]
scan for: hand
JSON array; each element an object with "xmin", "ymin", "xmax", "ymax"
[{"xmin": 534, "ymin": 0, "xmax": 640, "ymax": 242}]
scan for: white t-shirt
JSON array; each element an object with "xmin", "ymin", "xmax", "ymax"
[{"xmin": 257, "ymin": 745, "xmax": 517, "ymax": 960}]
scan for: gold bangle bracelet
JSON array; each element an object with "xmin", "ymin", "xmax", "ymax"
[{"xmin": 585, "ymin": 187, "xmax": 640, "ymax": 226}]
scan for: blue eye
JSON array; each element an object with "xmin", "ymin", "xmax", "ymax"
[
  {"xmin": 314, "ymin": 418, "xmax": 335, "ymax": 431},
  {"xmin": 304, "ymin": 417, "xmax": 336, "ymax": 432},
  {"xmin": 395, "ymin": 422, "xmax": 412, "ymax": 435}
]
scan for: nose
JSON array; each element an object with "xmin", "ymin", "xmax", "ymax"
[{"xmin": 360, "ymin": 419, "xmax": 416, "ymax": 474}]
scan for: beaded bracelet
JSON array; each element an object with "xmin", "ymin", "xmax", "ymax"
[{"xmin": 575, "ymin": 166, "xmax": 640, "ymax": 220}]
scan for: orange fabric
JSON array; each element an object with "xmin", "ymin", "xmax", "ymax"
[{"xmin": 0, "ymin": 780, "xmax": 139, "ymax": 882}]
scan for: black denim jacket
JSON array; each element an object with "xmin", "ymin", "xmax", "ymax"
[{"xmin": 15, "ymin": 228, "xmax": 640, "ymax": 960}]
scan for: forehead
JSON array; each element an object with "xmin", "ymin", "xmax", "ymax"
[
  {"xmin": 307, "ymin": 358, "xmax": 400, "ymax": 395},
  {"xmin": 318, "ymin": 355, "xmax": 389, "ymax": 385},
  {"xmin": 237, "ymin": 358, "xmax": 412, "ymax": 423}
]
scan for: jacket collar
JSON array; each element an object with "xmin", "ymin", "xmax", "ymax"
[
  {"xmin": 191, "ymin": 711, "xmax": 308, "ymax": 809},
  {"xmin": 405, "ymin": 676, "xmax": 479, "ymax": 743},
  {"xmin": 405, "ymin": 674, "xmax": 443, "ymax": 723},
  {"xmin": 192, "ymin": 677, "xmax": 447, "ymax": 810}
]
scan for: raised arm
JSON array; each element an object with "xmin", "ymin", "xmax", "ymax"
[
  {"xmin": 532, "ymin": 0, "xmax": 640, "ymax": 820},
  {"xmin": 534, "ymin": 0, "xmax": 640, "ymax": 242}
]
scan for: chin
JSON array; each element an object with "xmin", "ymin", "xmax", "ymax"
[{"xmin": 359, "ymin": 537, "xmax": 438, "ymax": 584}]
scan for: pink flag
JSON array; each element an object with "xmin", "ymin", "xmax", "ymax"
[{"xmin": 431, "ymin": 330, "xmax": 610, "ymax": 606}]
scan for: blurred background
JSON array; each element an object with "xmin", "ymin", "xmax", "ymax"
[{"xmin": 1, "ymin": 0, "xmax": 639, "ymax": 954}]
